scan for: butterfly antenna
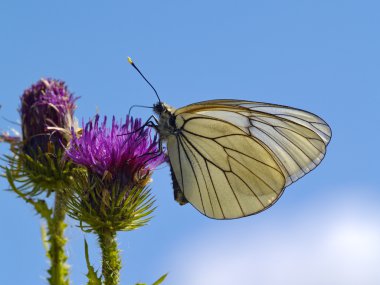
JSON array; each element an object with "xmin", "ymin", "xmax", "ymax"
[
  {"xmin": 128, "ymin": 105, "xmax": 153, "ymax": 117},
  {"xmin": 128, "ymin": 57, "xmax": 161, "ymax": 103}
]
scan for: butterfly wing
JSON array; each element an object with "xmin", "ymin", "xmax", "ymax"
[
  {"xmin": 166, "ymin": 99, "xmax": 331, "ymax": 219},
  {"xmin": 188, "ymin": 99, "xmax": 331, "ymax": 145},
  {"xmin": 175, "ymin": 99, "xmax": 331, "ymax": 187},
  {"xmin": 167, "ymin": 111, "xmax": 288, "ymax": 219}
]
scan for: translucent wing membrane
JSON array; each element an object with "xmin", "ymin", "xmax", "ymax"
[
  {"xmin": 176, "ymin": 100, "xmax": 331, "ymax": 185},
  {"xmin": 176, "ymin": 99, "xmax": 331, "ymax": 144},
  {"xmin": 167, "ymin": 99, "xmax": 331, "ymax": 219}
]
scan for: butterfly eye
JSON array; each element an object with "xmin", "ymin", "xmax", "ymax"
[{"xmin": 169, "ymin": 116, "xmax": 176, "ymax": 128}]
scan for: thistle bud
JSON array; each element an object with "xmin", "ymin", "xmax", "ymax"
[
  {"xmin": 20, "ymin": 78, "xmax": 76, "ymax": 156},
  {"xmin": 3, "ymin": 79, "xmax": 78, "ymax": 195},
  {"xmin": 65, "ymin": 115, "xmax": 166, "ymax": 232}
]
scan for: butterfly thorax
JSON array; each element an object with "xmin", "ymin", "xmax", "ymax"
[{"xmin": 153, "ymin": 102, "xmax": 178, "ymax": 140}]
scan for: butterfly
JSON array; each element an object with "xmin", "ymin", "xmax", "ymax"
[{"xmin": 128, "ymin": 58, "xmax": 332, "ymax": 219}]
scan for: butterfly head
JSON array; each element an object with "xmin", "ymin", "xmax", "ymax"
[{"xmin": 153, "ymin": 102, "xmax": 174, "ymax": 116}]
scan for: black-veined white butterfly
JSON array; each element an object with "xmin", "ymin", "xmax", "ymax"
[{"xmin": 128, "ymin": 58, "xmax": 332, "ymax": 219}]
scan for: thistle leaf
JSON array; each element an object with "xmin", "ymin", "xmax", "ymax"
[
  {"xmin": 34, "ymin": 199, "xmax": 53, "ymax": 221},
  {"xmin": 134, "ymin": 273, "xmax": 168, "ymax": 285},
  {"xmin": 40, "ymin": 224, "xmax": 49, "ymax": 254},
  {"xmin": 152, "ymin": 273, "xmax": 168, "ymax": 285},
  {"xmin": 84, "ymin": 239, "xmax": 102, "ymax": 285}
]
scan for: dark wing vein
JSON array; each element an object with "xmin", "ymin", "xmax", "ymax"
[
  {"xmin": 177, "ymin": 136, "xmax": 185, "ymax": 192},
  {"xmin": 177, "ymin": 136, "xmax": 206, "ymax": 214},
  {"xmin": 180, "ymin": 136, "xmax": 216, "ymax": 217},
  {"xmin": 228, "ymin": 155, "xmax": 280, "ymax": 195},
  {"xmin": 250, "ymin": 118, "xmax": 324, "ymax": 164},
  {"xmin": 182, "ymin": 129, "xmax": 284, "ymax": 175},
  {"xmin": 204, "ymin": 160, "xmax": 225, "ymax": 218},
  {"xmin": 249, "ymin": 125, "xmax": 303, "ymax": 182},
  {"xmin": 274, "ymin": 113, "xmax": 331, "ymax": 138},
  {"xmin": 222, "ymin": 171, "xmax": 245, "ymax": 216},
  {"xmin": 180, "ymin": 132, "xmax": 247, "ymax": 217}
]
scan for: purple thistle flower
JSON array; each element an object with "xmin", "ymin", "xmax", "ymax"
[
  {"xmin": 20, "ymin": 78, "xmax": 77, "ymax": 156},
  {"xmin": 66, "ymin": 115, "xmax": 166, "ymax": 189}
]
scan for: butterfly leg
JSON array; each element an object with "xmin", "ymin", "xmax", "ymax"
[
  {"xmin": 118, "ymin": 115, "xmax": 158, "ymax": 138},
  {"xmin": 131, "ymin": 115, "xmax": 167, "ymax": 167},
  {"xmin": 139, "ymin": 129, "xmax": 165, "ymax": 166}
]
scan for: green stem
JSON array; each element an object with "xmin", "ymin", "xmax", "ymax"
[
  {"xmin": 98, "ymin": 230, "xmax": 121, "ymax": 285},
  {"xmin": 47, "ymin": 190, "xmax": 69, "ymax": 285},
  {"xmin": 6, "ymin": 168, "xmax": 69, "ymax": 284}
]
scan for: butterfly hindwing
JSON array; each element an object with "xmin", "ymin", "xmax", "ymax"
[{"xmin": 167, "ymin": 111, "xmax": 287, "ymax": 219}]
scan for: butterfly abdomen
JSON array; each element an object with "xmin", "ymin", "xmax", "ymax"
[{"xmin": 169, "ymin": 162, "xmax": 188, "ymax": 206}]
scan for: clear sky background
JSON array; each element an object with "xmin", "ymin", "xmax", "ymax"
[{"xmin": 0, "ymin": 1, "xmax": 379, "ymax": 285}]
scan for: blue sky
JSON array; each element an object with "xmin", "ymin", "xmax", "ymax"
[{"xmin": 0, "ymin": 1, "xmax": 379, "ymax": 284}]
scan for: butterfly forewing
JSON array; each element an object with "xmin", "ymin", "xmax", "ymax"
[
  {"xmin": 178, "ymin": 99, "xmax": 331, "ymax": 144},
  {"xmin": 175, "ymin": 100, "xmax": 331, "ymax": 187}
]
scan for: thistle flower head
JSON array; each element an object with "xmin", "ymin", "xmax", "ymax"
[
  {"xmin": 2, "ymin": 78, "xmax": 78, "ymax": 196},
  {"xmin": 66, "ymin": 115, "xmax": 165, "ymax": 188},
  {"xmin": 20, "ymin": 78, "xmax": 77, "ymax": 155},
  {"xmin": 65, "ymin": 115, "xmax": 166, "ymax": 232}
]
